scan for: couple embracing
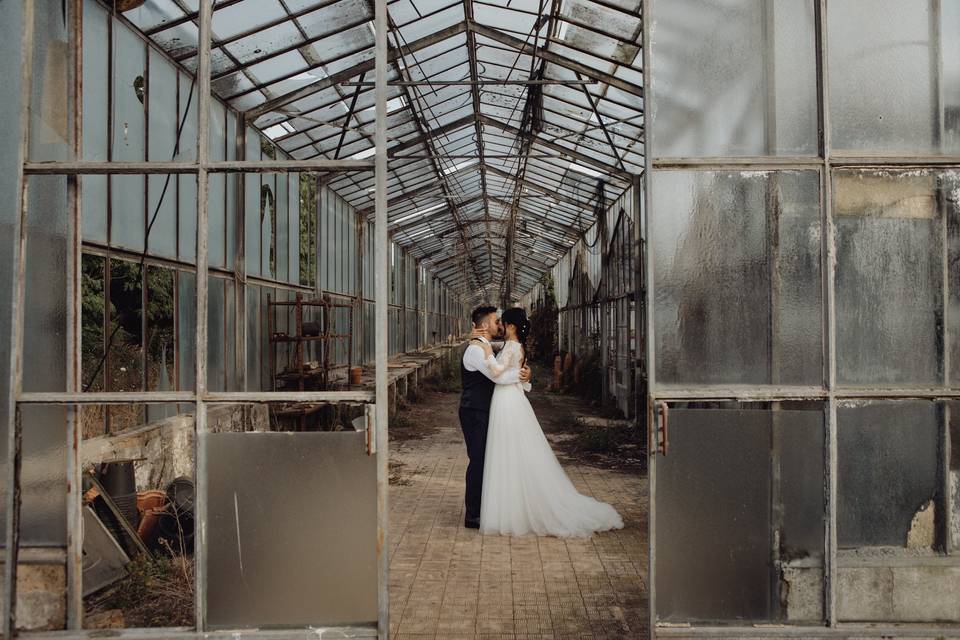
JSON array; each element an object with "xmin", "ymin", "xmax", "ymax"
[{"xmin": 458, "ymin": 305, "xmax": 624, "ymax": 537}]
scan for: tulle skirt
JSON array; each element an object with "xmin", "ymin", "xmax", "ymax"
[{"xmin": 479, "ymin": 383, "xmax": 624, "ymax": 537}]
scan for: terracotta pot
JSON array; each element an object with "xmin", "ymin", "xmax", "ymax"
[
  {"xmin": 349, "ymin": 366, "xmax": 363, "ymax": 385},
  {"xmin": 136, "ymin": 490, "xmax": 167, "ymax": 543}
]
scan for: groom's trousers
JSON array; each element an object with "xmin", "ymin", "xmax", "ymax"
[{"xmin": 459, "ymin": 406, "xmax": 489, "ymax": 522}]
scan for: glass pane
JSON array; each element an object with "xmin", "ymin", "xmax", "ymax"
[
  {"xmin": 108, "ymin": 258, "xmax": 145, "ymax": 431},
  {"xmin": 178, "ymin": 271, "xmax": 197, "ymax": 392},
  {"xmin": 834, "ymin": 169, "xmax": 946, "ymax": 386},
  {"xmin": 836, "ymin": 400, "xmax": 958, "ymax": 622},
  {"xmin": 204, "ymin": 429, "xmax": 377, "ymax": 628},
  {"xmin": 950, "ymin": 402, "xmax": 960, "ymax": 553},
  {"xmin": 828, "ymin": 0, "xmax": 960, "ymax": 155},
  {"xmin": 111, "ymin": 19, "xmax": 146, "ymax": 162},
  {"xmin": 652, "ymin": 170, "xmax": 822, "ymax": 385},
  {"xmin": 21, "ymin": 406, "xmax": 67, "ymax": 545},
  {"xmin": 208, "ymin": 276, "xmax": 225, "ymax": 392},
  {"xmin": 655, "ymin": 405, "xmax": 824, "ymax": 623},
  {"xmin": 650, "ymin": 0, "xmax": 817, "ymax": 157},
  {"xmin": 23, "ymin": 176, "xmax": 68, "ymax": 394}
]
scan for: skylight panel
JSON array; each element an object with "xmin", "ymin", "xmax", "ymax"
[
  {"xmin": 568, "ymin": 161, "xmax": 603, "ymax": 178},
  {"xmin": 351, "ymin": 147, "xmax": 377, "ymax": 159},
  {"xmin": 263, "ymin": 121, "xmax": 296, "ymax": 139},
  {"xmin": 442, "ymin": 159, "xmax": 479, "ymax": 175},
  {"xmin": 392, "ymin": 202, "xmax": 445, "ymax": 225}
]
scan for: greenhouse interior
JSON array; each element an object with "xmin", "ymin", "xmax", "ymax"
[{"xmin": 1, "ymin": 0, "xmax": 959, "ymax": 638}]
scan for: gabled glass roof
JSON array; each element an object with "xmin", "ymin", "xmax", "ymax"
[{"xmin": 122, "ymin": 0, "xmax": 644, "ymax": 301}]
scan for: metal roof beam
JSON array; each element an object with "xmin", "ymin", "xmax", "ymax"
[
  {"xmin": 246, "ymin": 20, "xmax": 469, "ymax": 120},
  {"xmin": 478, "ymin": 113, "xmax": 631, "ymax": 179},
  {"xmin": 468, "ymin": 21, "xmax": 643, "ymax": 99}
]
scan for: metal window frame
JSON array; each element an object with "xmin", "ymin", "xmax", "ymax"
[
  {"xmin": 642, "ymin": 0, "xmax": 960, "ymax": 637},
  {"xmin": 1, "ymin": 0, "xmax": 394, "ymax": 636}
]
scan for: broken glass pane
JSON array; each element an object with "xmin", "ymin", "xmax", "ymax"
[{"xmin": 837, "ymin": 400, "xmax": 940, "ymax": 549}]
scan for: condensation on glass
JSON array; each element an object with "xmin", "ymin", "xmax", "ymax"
[
  {"xmin": 655, "ymin": 405, "xmax": 824, "ymax": 623},
  {"xmin": 828, "ymin": 0, "xmax": 960, "ymax": 155},
  {"xmin": 652, "ymin": 170, "xmax": 822, "ymax": 386},
  {"xmin": 204, "ymin": 431, "xmax": 377, "ymax": 628},
  {"xmin": 833, "ymin": 169, "xmax": 958, "ymax": 386},
  {"xmin": 649, "ymin": 0, "xmax": 817, "ymax": 158}
]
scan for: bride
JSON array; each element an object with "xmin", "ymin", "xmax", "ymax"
[{"xmin": 477, "ymin": 307, "xmax": 624, "ymax": 537}]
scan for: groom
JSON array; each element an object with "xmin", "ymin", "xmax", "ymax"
[{"xmin": 459, "ymin": 305, "xmax": 531, "ymax": 529}]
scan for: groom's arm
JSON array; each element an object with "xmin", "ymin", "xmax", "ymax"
[{"xmin": 463, "ymin": 343, "xmax": 521, "ymax": 385}]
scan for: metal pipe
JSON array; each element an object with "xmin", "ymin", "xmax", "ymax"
[{"xmin": 341, "ymin": 79, "xmax": 598, "ymax": 86}]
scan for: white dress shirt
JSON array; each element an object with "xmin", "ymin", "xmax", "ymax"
[{"xmin": 463, "ymin": 336, "xmax": 521, "ymax": 385}]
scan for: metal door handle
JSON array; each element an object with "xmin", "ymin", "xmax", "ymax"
[
  {"xmin": 365, "ymin": 404, "xmax": 376, "ymax": 456},
  {"xmin": 657, "ymin": 401, "xmax": 669, "ymax": 456}
]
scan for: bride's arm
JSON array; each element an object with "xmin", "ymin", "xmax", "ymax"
[{"xmin": 466, "ymin": 341, "xmax": 520, "ymax": 384}]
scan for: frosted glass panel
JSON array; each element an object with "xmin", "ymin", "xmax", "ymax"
[
  {"xmin": 208, "ymin": 277, "xmax": 225, "ymax": 392},
  {"xmin": 834, "ymin": 170, "xmax": 945, "ymax": 385},
  {"xmin": 111, "ymin": 175, "xmax": 146, "ymax": 252},
  {"xmin": 179, "ymin": 175, "xmax": 197, "ymax": 263},
  {"xmin": 655, "ymin": 406, "xmax": 824, "ymax": 623},
  {"xmin": 829, "ymin": 0, "xmax": 960, "ymax": 155},
  {"xmin": 650, "ymin": 0, "xmax": 817, "ymax": 157},
  {"xmin": 652, "ymin": 171, "xmax": 822, "ymax": 385},
  {"xmin": 111, "ymin": 19, "xmax": 146, "ymax": 162},
  {"xmin": 837, "ymin": 401, "xmax": 940, "ymax": 549},
  {"xmin": 21, "ymin": 406, "xmax": 67, "ymax": 544},
  {"xmin": 204, "ymin": 431, "xmax": 377, "ymax": 628},
  {"xmin": 178, "ymin": 272, "xmax": 197, "ymax": 392},
  {"xmin": 24, "ymin": 176, "xmax": 67, "ymax": 393}
]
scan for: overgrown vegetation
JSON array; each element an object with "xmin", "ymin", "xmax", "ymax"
[
  {"xmin": 425, "ymin": 348, "xmax": 461, "ymax": 393},
  {"xmin": 527, "ymin": 274, "xmax": 558, "ymax": 365},
  {"xmin": 85, "ymin": 555, "xmax": 194, "ymax": 628}
]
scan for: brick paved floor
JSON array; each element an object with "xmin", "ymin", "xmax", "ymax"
[{"xmin": 388, "ymin": 388, "xmax": 648, "ymax": 640}]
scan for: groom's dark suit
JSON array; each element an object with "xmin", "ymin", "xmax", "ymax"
[{"xmin": 459, "ymin": 342, "xmax": 496, "ymax": 525}]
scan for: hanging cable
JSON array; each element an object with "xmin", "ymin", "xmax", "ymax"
[{"xmin": 83, "ymin": 75, "xmax": 198, "ymax": 392}]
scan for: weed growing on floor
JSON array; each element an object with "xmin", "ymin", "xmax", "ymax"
[{"xmin": 85, "ymin": 554, "xmax": 194, "ymax": 628}]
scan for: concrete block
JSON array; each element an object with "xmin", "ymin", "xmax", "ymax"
[
  {"xmin": 782, "ymin": 566, "xmax": 823, "ymax": 622},
  {"xmin": 891, "ymin": 566, "xmax": 960, "ymax": 621},
  {"xmin": 836, "ymin": 567, "xmax": 894, "ymax": 621},
  {"xmin": 0, "ymin": 563, "xmax": 66, "ymax": 630}
]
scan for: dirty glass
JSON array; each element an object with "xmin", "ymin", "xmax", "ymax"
[
  {"xmin": 650, "ymin": 0, "xmax": 817, "ymax": 157},
  {"xmin": 82, "ymin": 3, "xmax": 108, "ymax": 243},
  {"xmin": 652, "ymin": 170, "xmax": 822, "ymax": 386},
  {"xmin": 23, "ymin": 176, "xmax": 68, "ymax": 394},
  {"xmin": 950, "ymin": 402, "xmax": 960, "ymax": 553},
  {"xmin": 208, "ymin": 276, "xmax": 225, "ymax": 392},
  {"xmin": 834, "ymin": 170, "xmax": 945, "ymax": 386},
  {"xmin": 838, "ymin": 401, "xmax": 939, "ymax": 549},
  {"xmin": 836, "ymin": 403, "xmax": 957, "ymax": 622},
  {"xmin": 28, "ymin": 1, "xmax": 72, "ymax": 162},
  {"xmin": 20, "ymin": 406, "xmax": 68, "ymax": 545},
  {"xmin": 655, "ymin": 405, "xmax": 824, "ymax": 623},
  {"xmin": 204, "ymin": 430, "xmax": 377, "ymax": 628},
  {"xmin": 829, "ymin": 0, "xmax": 960, "ymax": 155},
  {"xmin": 178, "ymin": 271, "xmax": 197, "ymax": 392}
]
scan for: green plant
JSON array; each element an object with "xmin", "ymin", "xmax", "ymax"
[{"xmin": 527, "ymin": 274, "xmax": 558, "ymax": 364}]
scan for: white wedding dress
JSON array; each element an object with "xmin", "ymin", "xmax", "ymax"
[{"xmin": 479, "ymin": 340, "xmax": 624, "ymax": 537}]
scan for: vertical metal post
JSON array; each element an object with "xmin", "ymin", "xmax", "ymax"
[
  {"xmin": 640, "ymin": 0, "xmax": 656, "ymax": 633},
  {"xmin": 194, "ymin": 0, "xmax": 212, "ymax": 631},
  {"xmin": 66, "ymin": 0, "xmax": 84, "ymax": 627},
  {"xmin": 3, "ymin": 0, "xmax": 35, "ymax": 634},
  {"xmin": 814, "ymin": 0, "xmax": 838, "ymax": 625},
  {"xmin": 235, "ymin": 118, "xmax": 247, "ymax": 392},
  {"xmin": 374, "ymin": 0, "xmax": 390, "ymax": 633}
]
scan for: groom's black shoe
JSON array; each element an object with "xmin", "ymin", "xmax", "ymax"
[{"xmin": 464, "ymin": 517, "xmax": 480, "ymax": 529}]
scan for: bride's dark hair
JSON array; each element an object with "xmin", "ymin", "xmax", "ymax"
[{"xmin": 501, "ymin": 307, "xmax": 531, "ymax": 365}]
